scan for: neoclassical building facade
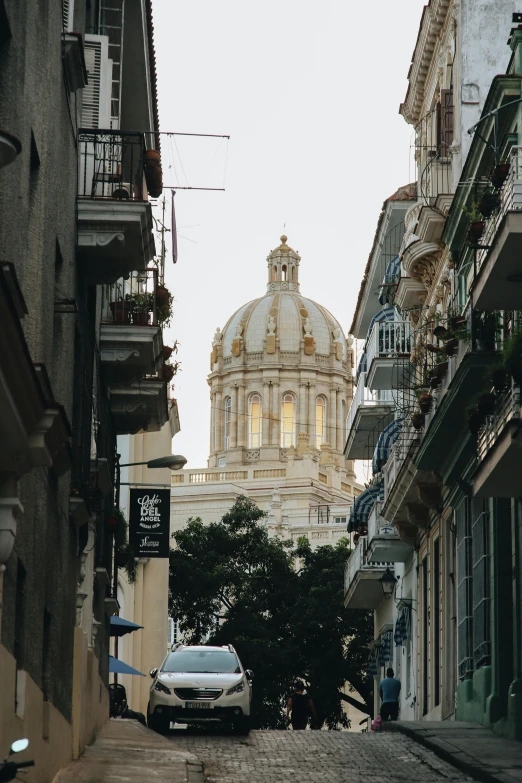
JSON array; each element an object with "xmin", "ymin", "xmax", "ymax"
[{"xmin": 171, "ymin": 236, "xmax": 361, "ymax": 547}]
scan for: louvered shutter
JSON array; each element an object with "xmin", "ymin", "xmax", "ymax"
[
  {"xmin": 440, "ymin": 88, "xmax": 454, "ymax": 156},
  {"xmin": 62, "ymin": 0, "xmax": 75, "ymax": 31},
  {"xmin": 82, "ymin": 35, "xmax": 111, "ymax": 129}
]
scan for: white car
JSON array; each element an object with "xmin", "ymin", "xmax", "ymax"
[{"xmin": 147, "ymin": 644, "xmax": 253, "ymax": 735}]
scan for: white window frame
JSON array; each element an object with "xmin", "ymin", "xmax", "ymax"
[
  {"xmin": 248, "ymin": 393, "xmax": 262, "ymax": 448},
  {"xmin": 281, "ymin": 392, "xmax": 297, "ymax": 448},
  {"xmin": 315, "ymin": 395, "xmax": 327, "ymax": 448}
]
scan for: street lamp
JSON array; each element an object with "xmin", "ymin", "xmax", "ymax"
[
  {"xmin": 119, "ymin": 454, "xmax": 187, "ymax": 471},
  {"xmin": 380, "ymin": 568, "xmax": 397, "ymax": 599}
]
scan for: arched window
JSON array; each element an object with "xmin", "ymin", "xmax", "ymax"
[
  {"xmin": 282, "ymin": 264, "xmax": 287, "ymax": 282},
  {"xmin": 272, "ymin": 265, "xmax": 277, "ymax": 281},
  {"xmin": 315, "ymin": 395, "xmax": 327, "ymax": 448},
  {"xmin": 248, "ymin": 393, "xmax": 262, "ymax": 448},
  {"xmin": 224, "ymin": 396, "xmax": 231, "ymax": 450},
  {"xmin": 281, "ymin": 392, "xmax": 297, "ymax": 448}
]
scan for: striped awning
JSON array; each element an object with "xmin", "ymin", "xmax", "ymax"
[
  {"xmin": 379, "ymin": 630, "xmax": 393, "ymax": 665},
  {"xmin": 356, "ymin": 351, "xmax": 367, "ymax": 380},
  {"xmin": 366, "ymin": 646, "xmax": 380, "ymax": 677},
  {"xmin": 379, "ymin": 256, "xmax": 401, "ymax": 305},
  {"xmin": 372, "ymin": 417, "xmax": 405, "ymax": 475},
  {"xmin": 347, "ymin": 482, "xmax": 384, "ymax": 532},
  {"xmin": 394, "ymin": 605, "xmax": 412, "ymax": 647}
]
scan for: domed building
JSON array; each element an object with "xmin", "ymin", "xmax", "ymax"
[{"xmin": 171, "ymin": 236, "xmax": 361, "ymax": 545}]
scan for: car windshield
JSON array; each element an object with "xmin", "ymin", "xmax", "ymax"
[{"xmin": 162, "ymin": 649, "xmax": 240, "ymax": 674}]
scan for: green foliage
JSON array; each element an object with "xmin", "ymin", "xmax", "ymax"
[
  {"xmin": 462, "ymin": 202, "xmax": 483, "ymax": 222},
  {"xmin": 169, "ymin": 496, "xmax": 373, "ymax": 730}
]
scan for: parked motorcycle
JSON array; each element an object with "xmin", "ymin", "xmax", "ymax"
[{"xmin": 0, "ymin": 739, "xmax": 34, "ymax": 782}]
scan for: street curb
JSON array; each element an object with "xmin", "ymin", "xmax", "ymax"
[
  {"xmin": 186, "ymin": 759, "xmax": 205, "ymax": 782},
  {"xmin": 381, "ymin": 722, "xmax": 515, "ymax": 783}
]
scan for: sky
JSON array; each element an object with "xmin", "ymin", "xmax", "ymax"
[{"xmin": 152, "ymin": 0, "xmax": 427, "ymax": 470}]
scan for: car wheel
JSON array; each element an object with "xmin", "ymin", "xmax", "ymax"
[
  {"xmin": 232, "ymin": 716, "xmax": 251, "ymax": 736},
  {"xmin": 147, "ymin": 705, "xmax": 170, "ymax": 735}
]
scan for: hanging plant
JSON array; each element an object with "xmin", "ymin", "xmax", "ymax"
[
  {"xmin": 116, "ymin": 544, "xmax": 138, "ymax": 584},
  {"xmin": 163, "ymin": 344, "xmax": 174, "ymax": 361},
  {"xmin": 156, "ymin": 284, "xmax": 170, "ymax": 308},
  {"xmin": 418, "ymin": 393, "xmax": 433, "ymax": 414}
]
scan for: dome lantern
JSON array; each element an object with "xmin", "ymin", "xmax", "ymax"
[{"xmin": 266, "ymin": 235, "xmax": 301, "ymax": 293}]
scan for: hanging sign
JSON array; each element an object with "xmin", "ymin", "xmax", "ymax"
[{"xmin": 129, "ymin": 488, "xmax": 171, "ymax": 558}]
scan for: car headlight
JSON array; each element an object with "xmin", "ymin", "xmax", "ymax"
[
  {"xmin": 153, "ymin": 680, "xmax": 171, "ymax": 695},
  {"xmin": 226, "ymin": 681, "xmax": 245, "ymax": 696}
]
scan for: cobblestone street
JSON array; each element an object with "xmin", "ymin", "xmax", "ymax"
[{"xmin": 170, "ymin": 729, "xmax": 473, "ymax": 783}]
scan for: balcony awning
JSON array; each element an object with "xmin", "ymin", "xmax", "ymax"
[
  {"xmin": 372, "ymin": 417, "xmax": 405, "ymax": 474},
  {"xmin": 347, "ymin": 482, "xmax": 384, "ymax": 532},
  {"xmin": 394, "ymin": 605, "xmax": 412, "ymax": 647},
  {"xmin": 379, "ymin": 256, "xmax": 401, "ymax": 306}
]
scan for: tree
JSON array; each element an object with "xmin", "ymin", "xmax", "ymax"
[{"xmin": 169, "ymin": 496, "xmax": 373, "ymax": 729}]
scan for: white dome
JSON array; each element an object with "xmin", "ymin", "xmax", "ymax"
[{"xmin": 219, "ymin": 236, "xmax": 348, "ymax": 365}]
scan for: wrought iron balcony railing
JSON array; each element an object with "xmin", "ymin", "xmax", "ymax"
[
  {"xmin": 345, "ymin": 373, "xmax": 394, "ymax": 436},
  {"xmin": 78, "ymin": 129, "xmax": 148, "ymax": 201},
  {"xmin": 366, "ymin": 320, "xmax": 411, "ymax": 369},
  {"xmin": 344, "ymin": 535, "xmax": 393, "ymax": 594},
  {"xmin": 478, "ymin": 383, "xmax": 521, "ymax": 463},
  {"xmin": 101, "ymin": 268, "xmax": 161, "ymax": 326}
]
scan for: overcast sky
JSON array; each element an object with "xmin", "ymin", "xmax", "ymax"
[{"xmin": 153, "ymin": 0, "xmax": 427, "ymax": 470}]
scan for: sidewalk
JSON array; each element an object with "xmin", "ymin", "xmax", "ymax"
[
  {"xmin": 382, "ymin": 720, "xmax": 522, "ymax": 783},
  {"xmin": 55, "ymin": 719, "xmax": 204, "ymax": 783}
]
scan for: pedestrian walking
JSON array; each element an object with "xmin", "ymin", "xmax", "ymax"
[
  {"xmin": 286, "ymin": 681, "xmax": 317, "ymax": 730},
  {"xmin": 379, "ymin": 668, "xmax": 401, "ymax": 721}
]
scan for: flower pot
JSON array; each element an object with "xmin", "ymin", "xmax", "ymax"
[
  {"xmin": 144, "ymin": 149, "xmax": 161, "ymax": 165},
  {"xmin": 418, "ymin": 393, "xmax": 433, "ymax": 414},
  {"xmin": 478, "ymin": 393, "xmax": 496, "ymax": 416},
  {"xmin": 163, "ymin": 344, "xmax": 174, "ymax": 361},
  {"xmin": 411, "ymin": 412, "xmax": 425, "ymax": 430},
  {"xmin": 491, "ymin": 162, "xmax": 510, "ymax": 189},
  {"xmin": 436, "ymin": 361, "xmax": 449, "ymax": 378},
  {"xmin": 162, "ymin": 364, "xmax": 175, "ymax": 382},
  {"xmin": 145, "ymin": 164, "xmax": 163, "ymax": 198},
  {"xmin": 156, "ymin": 285, "xmax": 170, "ymax": 308},
  {"xmin": 444, "ymin": 338, "xmax": 459, "ymax": 357},
  {"xmin": 468, "ymin": 220, "xmax": 485, "ymax": 242},
  {"xmin": 429, "ymin": 374, "xmax": 442, "ymax": 390},
  {"xmin": 133, "ymin": 311, "xmax": 150, "ymax": 326},
  {"xmin": 109, "ymin": 300, "xmax": 131, "ymax": 324},
  {"xmin": 468, "ymin": 408, "xmax": 484, "ymax": 435},
  {"xmin": 478, "ymin": 192, "xmax": 500, "ymax": 217}
]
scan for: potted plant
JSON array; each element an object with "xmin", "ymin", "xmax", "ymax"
[
  {"xmin": 478, "ymin": 192, "xmax": 500, "ymax": 218},
  {"xmin": 144, "ymin": 149, "xmax": 163, "ymax": 198},
  {"xmin": 126, "ymin": 292, "xmax": 153, "ymax": 326},
  {"xmin": 418, "ymin": 393, "xmax": 433, "ymax": 414},
  {"xmin": 162, "ymin": 363, "xmax": 175, "ymax": 382},
  {"xmin": 116, "ymin": 544, "xmax": 138, "ymax": 584},
  {"xmin": 156, "ymin": 283, "xmax": 170, "ymax": 308},
  {"xmin": 411, "ymin": 412, "xmax": 425, "ymax": 430},
  {"xmin": 109, "ymin": 299, "xmax": 131, "ymax": 324},
  {"xmin": 163, "ymin": 344, "xmax": 174, "ymax": 361},
  {"xmin": 502, "ymin": 331, "xmax": 522, "ymax": 384},
  {"xmin": 156, "ymin": 290, "xmax": 174, "ymax": 328},
  {"xmin": 429, "ymin": 371, "xmax": 442, "ymax": 390},
  {"xmin": 491, "ymin": 159, "xmax": 510, "ymax": 189}
]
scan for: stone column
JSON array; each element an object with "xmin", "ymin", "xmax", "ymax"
[
  {"xmin": 215, "ymin": 388, "xmax": 222, "ymax": 452},
  {"xmin": 336, "ymin": 389, "xmax": 343, "ymax": 452},
  {"xmin": 271, "ymin": 381, "xmax": 280, "ymax": 446},
  {"xmin": 308, "ymin": 383, "xmax": 316, "ymax": 447},
  {"xmin": 329, "ymin": 386, "xmax": 337, "ymax": 448},
  {"xmin": 237, "ymin": 384, "xmax": 246, "ymax": 449},
  {"xmin": 230, "ymin": 385, "xmax": 238, "ymax": 449},
  {"xmin": 210, "ymin": 390, "xmax": 216, "ymax": 453},
  {"xmin": 262, "ymin": 382, "xmax": 270, "ymax": 447},
  {"xmin": 299, "ymin": 383, "xmax": 307, "ymax": 435}
]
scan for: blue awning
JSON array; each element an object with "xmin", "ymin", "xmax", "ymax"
[
  {"xmin": 109, "ymin": 655, "xmax": 145, "ymax": 676},
  {"xmin": 394, "ymin": 605, "xmax": 412, "ymax": 647},
  {"xmin": 372, "ymin": 417, "xmax": 405, "ymax": 475},
  {"xmin": 379, "ymin": 256, "xmax": 401, "ymax": 306},
  {"xmin": 379, "ymin": 630, "xmax": 393, "ymax": 665},
  {"xmin": 347, "ymin": 483, "xmax": 384, "ymax": 532},
  {"xmin": 110, "ymin": 616, "xmax": 144, "ymax": 637},
  {"xmin": 367, "ymin": 306, "xmax": 396, "ymax": 336}
]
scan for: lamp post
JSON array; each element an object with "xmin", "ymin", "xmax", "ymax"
[
  {"xmin": 380, "ymin": 568, "xmax": 397, "ymax": 599},
  {"xmin": 111, "ymin": 453, "xmax": 186, "ymax": 684}
]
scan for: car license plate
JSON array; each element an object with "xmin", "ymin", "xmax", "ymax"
[{"xmin": 185, "ymin": 701, "xmax": 213, "ymax": 709}]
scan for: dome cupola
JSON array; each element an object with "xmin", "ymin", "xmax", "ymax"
[{"xmin": 266, "ymin": 235, "xmax": 301, "ymax": 293}]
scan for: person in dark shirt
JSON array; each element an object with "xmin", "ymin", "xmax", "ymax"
[
  {"xmin": 379, "ymin": 668, "xmax": 401, "ymax": 721},
  {"xmin": 286, "ymin": 681, "xmax": 317, "ymax": 730}
]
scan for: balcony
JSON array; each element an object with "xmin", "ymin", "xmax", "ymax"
[
  {"xmin": 77, "ymin": 130, "xmax": 156, "ymax": 284},
  {"xmin": 110, "ymin": 379, "xmax": 168, "ymax": 435},
  {"xmin": 474, "ymin": 384, "xmax": 522, "ymax": 497},
  {"xmin": 344, "ymin": 374, "xmax": 394, "ymax": 460},
  {"xmin": 366, "ymin": 502, "xmax": 412, "ymax": 564},
  {"xmin": 100, "ymin": 269, "xmax": 163, "ymax": 383},
  {"xmin": 343, "ymin": 536, "xmax": 394, "ymax": 610},
  {"xmin": 473, "ymin": 147, "xmax": 522, "ymax": 311},
  {"xmin": 366, "ymin": 320, "xmax": 411, "ymax": 391}
]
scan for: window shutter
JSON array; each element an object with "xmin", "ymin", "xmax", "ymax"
[
  {"xmin": 439, "ymin": 88, "xmax": 454, "ymax": 156},
  {"xmin": 62, "ymin": 0, "xmax": 75, "ymax": 31},
  {"xmin": 82, "ymin": 35, "xmax": 111, "ymax": 129}
]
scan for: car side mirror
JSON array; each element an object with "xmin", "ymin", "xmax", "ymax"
[
  {"xmin": 149, "ymin": 668, "xmax": 158, "ymax": 679},
  {"xmin": 245, "ymin": 669, "xmax": 254, "ymax": 680}
]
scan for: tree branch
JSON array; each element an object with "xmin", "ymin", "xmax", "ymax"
[{"xmin": 339, "ymin": 692, "xmax": 371, "ymax": 716}]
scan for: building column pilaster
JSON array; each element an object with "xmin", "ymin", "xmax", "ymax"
[
  {"xmin": 210, "ymin": 391, "xmax": 216, "ymax": 453},
  {"xmin": 299, "ymin": 382, "xmax": 307, "ymax": 436},
  {"xmin": 271, "ymin": 382, "xmax": 280, "ymax": 446},
  {"xmin": 215, "ymin": 388, "xmax": 223, "ymax": 453},
  {"xmin": 262, "ymin": 382, "xmax": 270, "ymax": 447},
  {"xmin": 329, "ymin": 386, "xmax": 337, "ymax": 448},
  {"xmin": 308, "ymin": 383, "xmax": 316, "ymax": 447}
]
